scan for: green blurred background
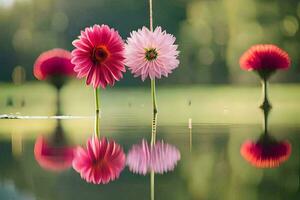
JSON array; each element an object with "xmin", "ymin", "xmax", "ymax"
[
  {"xmin": 1, "ymin": 1, "xmax": 300, "ymax": 199},
  {"xmin": 1, "ymin": 0, "xmax": 300, "ymax": 85}
]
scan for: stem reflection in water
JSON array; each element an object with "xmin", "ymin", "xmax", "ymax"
[
  {"xmin": 150, "ymin": 112, "xmax": 157, "ymax": 200},
  {"xmin": 94, "ymin": 88, "xmax": 100, "ymax": 137}
]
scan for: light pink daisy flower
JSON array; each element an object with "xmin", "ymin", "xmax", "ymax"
[
  {"xmin": 72, "ymin": 136, "xmax": 126, "ymax": 184},
  {"xmin": 71, "ymin": 24, "xmax": 125, "ymax": 88},
  {"xmin": 126, "ymin": 139, "xmax": 181, "ymax": 175},
  {"xmin": 125, "ymin": 26, "xmax": 180, "ymax": 81}
]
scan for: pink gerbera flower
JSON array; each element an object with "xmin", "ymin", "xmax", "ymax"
[
  {"xmin": 240, "ymin": 136, "xmax": 291, "ymax": 168},
  {"xmin": 126, "ymin": 139, "xmax": 181, "ymax": 175},
  {"xmin": 34, "ymin": 136, "xmax": 75, "ymax": 172},
  {"xmin": 71, "ymin": 24, "xmax": 125, "ymax": 88},
  {"xmin": 240, "ymin": 44, "xmax": 291, "ymax": 78},
  {"xmin": 72, "ymin": 136, "xmax": 126, "ymax": 184},
  {"xmin": 125, "ymin": 26, "xmax": 179, "ymax": 81},
  {"xmin": 33, "ymin": 48, "xmax": 75, "ymax": 87}
]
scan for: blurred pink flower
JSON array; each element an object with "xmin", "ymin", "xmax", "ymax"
[
  {"xmin": 33, "ymin": 48, "xmax": 75, "ymax": 81},
  {"xmin": 71, "ymin": 24, "xmax": 125, "ymax": 88},
  {"xmin": 72, "ymin": 136, "xmax": 126, "ymax": 184},
  {"xmin": 125, "ymin": 26, "xmax": 179, "ymax": 81},
  {"xmin": 240, "ymin": 138, "xmax": 291, "ymax": 168},
  {"xmin": 34, "ymin": 136, "xmax": 75, "ymax": 172},
  {"xmin": 126, "ymin": 140, "xmax": 150, "ymax": 175},
  {"xmin": 126, "ymin": 139, "xmax": 180, "ymax": 175},
  {"xmin": 240, "ymin": 44, "xmax": 290, "ymax": 73}
]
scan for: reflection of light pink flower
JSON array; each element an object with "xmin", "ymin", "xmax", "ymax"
[
  {"xmin": 126, "ymin": 140, "xmax": 150, "ymax": 175},
  {"xmin": 34, "ymin": 136, "xmax": 75, "ymax": 172},
  {"xmin": 239, "ymin": 44, "xmax": 291, "ymax": 72},
  {"xmin": 125, "ymin": 26, "xmax": 180, "ymax": 81},
  {"xmin": 126, "ymin": 139, "xmax": 180, "ymax": 175},
  {"xmin": 34, "ymin": 48, "xmax": 75, "ymax": 80},
  {"xmin": 71, "ymin": 24, "xmax": 125, "ymax": 88},
  {"xmin": 151, "ymin": 141, "xmax": 181, "ymax": 174},
  {"xmin": 240, "ymin": 139, "xmax": 291, "ymax": 168},
  {"xmin": 72, "ymin": 136, "xmax": 126, "ymax": 184}
]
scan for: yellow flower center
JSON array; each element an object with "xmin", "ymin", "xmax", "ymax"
[{"xmin": 145, "ymin": 48, "xmax": 158, "ymax": 61}]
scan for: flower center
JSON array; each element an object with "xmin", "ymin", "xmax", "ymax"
[
  {"xmin": 93, "ymin": 159, "xmax": 106, "ymax": 169},
  {"xmin": 92, "ymin": 45, "xmax": 109, "ymax": 64},
  {"xmin": 145, "ymin": 48, "xmax": 158, "ymax": 61}
]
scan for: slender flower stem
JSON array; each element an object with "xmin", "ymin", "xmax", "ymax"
[
  {"xmin": 260, "ymin": 78, "xmax": 271, "ymax": 136},
  {"xmin": 149, "ymin": 0, "xmax": 153, "ymax": 31},
  {"xmin": 94, "ymin": 88, "xmax": 100, "ymax": 137},
  {"xmin": 150, "ymin": 171, "xmax": 155, "ymax": 200},
  {"xmin": 150, "ymin": 112, "xmax": 157, "ymax": 200},
  {"xmin": 263, "ymin": 78, "xmax": 268, "ymax": 105},
  {"xmin": 261, "ymin": 78, "xmax": 271, "ymax": 110},
  {"xmin": 151, "ymin": 79, "xmax": 158, "ymax": 114},
  {"xmin": 150, "ymin": 112, "xmax": 158, "ymax": 146},
  {"xmin": 149, "ymin": 0, "xmax": 157, "ymax": 115},
  {"xmin": 56, "ymin": 88, "xmax": 62, "ymax": 116},
  {"xmin": 149, "ymin": 1, "xmax": 155, "ymax": 199},
  {"xmin": 263, "ymin": 107, "xmax": 268, "ymax": 135}
]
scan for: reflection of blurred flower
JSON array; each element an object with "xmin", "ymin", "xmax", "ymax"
[
  {"xmin": 72, "ymin": 136, "xmax": 126, "ymax": 184},
  {"xmin": 239, "ymin": 44, "xmax": 290, "ymax": 78},
  {"xmin": 34, "ymin": 48, "xmax": 75, "ymax": 82},
  {"xmin": 71, "ymin": 24, "xmax": 125, "ymax": 89},
  {"xmin": 125, "ymin": 26, "xmax": 179, "ymax": 81},
  {"xmin": 240, "ymin": 136, "xmax": 291, "ymax": 168},
  {"xmin": 34, "ymin": 136, "xmax": 75, "ymax": 172},
  {"xmin": 127, "ymin": 139, "xmax": 180, "ymax": 175}
]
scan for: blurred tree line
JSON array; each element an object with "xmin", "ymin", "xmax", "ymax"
[{"xmin": 0, "ymin": 0, "xmax": 300, "ymax": 85}]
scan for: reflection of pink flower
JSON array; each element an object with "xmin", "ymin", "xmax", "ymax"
[
  {"xmin": 71, "ymin": 24, "xmax": 125, "ymax": 88},
  {"xmin": 127, "ymin": 139, "xmax": 180, "ymax": 175},
  {"xmin": 34, "ymin": 48, "xmax": 75, "ymax": 80},
  {"xmin": 240, "ymin": 44, "xmax": 291, "ymax": 72},
  {"xmin": 240, "ymin": 139, "xmax": 291, "ymax": 168},
  {"xmin": 125, "ymin": 26, "xmax": 179, "ymax": 81},
  {"xmin": 34, "ymin": 136, "xmax": 75, "ymax": 172},
  {"xmin": 72, "ymin": 136, "xmax": 126, "ymax": 184}
]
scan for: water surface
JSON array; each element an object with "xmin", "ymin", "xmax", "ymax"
[{"xmin": 0, "ymin": 113, "xmax": 299, "ymax": 200}]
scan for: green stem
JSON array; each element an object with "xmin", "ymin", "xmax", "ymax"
[
  {"xmin": 260, "ymin": 78, "xmax": 271, "ymax": 110},
  {"xmin": 261, "ymin": 103, "xmax": 270, "ymax": 136},
  {"xmin": 150, "ymin": 171, "xmax": 155, "ymax": 200},
  {"xmin": 150, "ymin": 112, "xmax": 158, "ymax": 146},
  {"xmin": 94, "ymin": 88, "xmax": 100, "ymax": 137},
  {"xmin": 149, "ymin": 1, "xmax": 155, "ymax": 198},
  {"xmin": 56, "ymin": 88, "xmax": 62, "ymax": 116},
  {"xmin": 263, "ymin": 108, "xmax": 268, "ymax": 135},
  {"xmin": 149, "ymin": 0, "xmax": 153, "ymax": 31},
  {"xmin": 151, "ymin": 79, "xmax": 158, "ymax": 115}
]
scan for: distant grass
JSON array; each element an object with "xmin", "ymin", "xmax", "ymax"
[{"xmin": 1, "ymin": 81, "xmax": 300, "ymax": 130}]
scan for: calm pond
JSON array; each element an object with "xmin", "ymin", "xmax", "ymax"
[
  {"xmin": 0, "ymin": 85, "xmax": 300, "ymax": 200},
  {"xmin": 0, "ymin": 111, "xmax": 299, "ymax": 200}
]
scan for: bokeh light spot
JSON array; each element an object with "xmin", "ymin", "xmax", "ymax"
[
  {"xmin": 281, "ymin": 16, "xmax": 299, "ymax": 36},
  {"xmin": 12, "ymin": 66, "xmax": 26, "ymax": 85},
  {"xmin": 0, "ymin": 0, "xmax": 14, "ymax": 9},
  {"xmin": 198, "ymin": 48, "xmax": 215, "ymax": 65},
  {"xmin": 52, "ymin": 12, "xmax": 69, "ymax": 33}
]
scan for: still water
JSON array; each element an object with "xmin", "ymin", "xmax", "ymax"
[
  {"xmin": 0, "ymin": 112, "xmax": 300, "ymax": 200},
  {"xmin": 0, "ymin": 108, "xmax": 298, "ymax": 200}
]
